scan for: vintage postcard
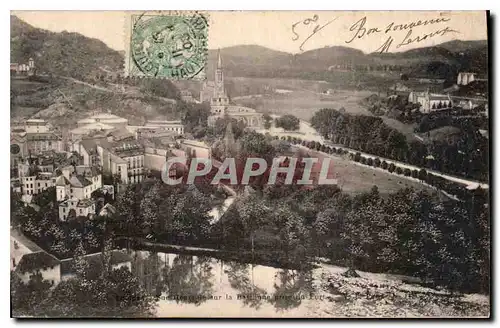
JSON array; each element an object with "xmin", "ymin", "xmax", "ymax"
[{"xmin": 10, "ymin": 10, "xmax": 490, "ymax": 318}]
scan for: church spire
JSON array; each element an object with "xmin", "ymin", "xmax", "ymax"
[{"xmin": 217, "ymin": 48, "xmax": 222, "ymax": 69}]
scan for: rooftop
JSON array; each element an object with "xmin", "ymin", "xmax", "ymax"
[
  {"xmin": 26, "ymin": 132, "xmax": 61, "ymax": 141},
  {"xmin": 15, "ymin": 251, "xmax": 60, "ymax": 274},
  {"xmin": 26, "ymin": 119, "xmax": 46, "ymax": 123},
  {"xmin": 11, "ymin": 228, "xmax": 43, "ymax": 253},
  {"xmin": 59, "ymin": 197, "xmax": 95, "ymax": 208},
  {"xmin": 90, "ymin": 113, "xmax": 127, "ymax": 120},
  {"xmin": 68, "ymin": 174, "xmax": 93, "ymax": 188},
  {"xmin": 71, "ymin": 122, "xmax": 115, "ymax": 134},
  {"xmin": 181, "ymin": 139, "xmax": 210, "ymax": 149},
  {"xmin": 55, "ymin": 175, "xmax": 71, "ymax": 186}
]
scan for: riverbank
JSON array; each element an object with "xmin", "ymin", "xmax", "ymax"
[{"xmin": 136, "ymin": 251, "xmax": 490, "ymax": 318}]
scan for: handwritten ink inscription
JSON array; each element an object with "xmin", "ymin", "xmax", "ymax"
[
  {"xmin": 345, "ymin": 16, "xmax": 460, "ymax": 53},
  {"xmin": 292, "ymin": 15, "xmax": 338, "ymax": 51}
]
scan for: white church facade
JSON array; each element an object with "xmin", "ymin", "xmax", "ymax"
[{"xmin": 205, "ymin": 50, "xmax": 263, "ymax": 128}]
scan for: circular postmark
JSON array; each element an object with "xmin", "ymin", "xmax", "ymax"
[{"xmin": 130, "ymin": 13, "xmax": 208, "ymax": 79}]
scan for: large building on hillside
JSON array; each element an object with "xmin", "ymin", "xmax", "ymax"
[
  {"xmin": 204, "ymin": 50, "xmax": 263, "ymax": 128},
  {"xmin": 457, "ymin": 72, "xmax": 488, "ymax": 86},
  {"xmin": 408, "ymin": 91, "xmax": 453, "ymax": 113},
  {"xmin": 77, "ymin": 113, "xmax": 128, "ymax": 129},
  {"xmin": 10, "ymin": 58, "xmax": 36, "ymax": 77},
  {"xmin": 10, "ymin": 119, "xmax": 63, "ymax": 168}
]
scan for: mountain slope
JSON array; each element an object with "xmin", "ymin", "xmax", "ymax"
[
  {"xmin": 206, "ymin": 39, "xmax": 487, "ymax": 81},
  {"xmin": 10, "ymin": 15, "xmax": 123, "ymax": 79},
  {"xmin": 437, "ymin": 39, "xmax": 488, "ymax": 53}
]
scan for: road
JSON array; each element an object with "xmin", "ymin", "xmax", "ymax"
[{"xmin": 58, "ymin": 76, "xmax": 177, "ymax": 104}]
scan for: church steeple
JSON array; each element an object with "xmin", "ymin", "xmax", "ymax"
[
  {"xmin": 212, "ymin": 48, "xmax": 228, "ymax": 105},
  {"xmin": 217, "ymin": 49, "xmax": 223, "ymax": 70}
]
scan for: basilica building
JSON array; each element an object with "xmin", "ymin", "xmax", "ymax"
[{"xmin": 204, "ymin": 50, "xmax": 263, "ymax": 128}]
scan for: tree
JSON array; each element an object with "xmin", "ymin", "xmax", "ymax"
[
  {"xmin": 418, "ymin": 169, "xmax": 428, "ymax": 181},
  {"xmin": 263, "ymin": 113, "xmax": 273, "ymax": 129},
  {"xmin": 32, "ymin": 187, "xmax": 57, "ymax": 209},
  {"xmin": 275, "ymin": 115, "xmax": 300, "ymax": 131}
]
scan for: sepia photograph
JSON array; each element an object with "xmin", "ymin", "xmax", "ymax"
[{"xmin": 9, "ymin": 10, "xmax": 490, "ymax": 318}]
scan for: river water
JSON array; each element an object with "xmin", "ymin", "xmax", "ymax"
[{"xmin": 132, "ymin": 251, "xmax": 326, "ymax": 318}]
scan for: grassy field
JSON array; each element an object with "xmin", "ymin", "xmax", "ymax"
[
  {"xmin": 301, "ymin": 147, "xmax": 434, "ymax": 195},
  {"xmin": 234, "ymin": 89, "xmax": 374, "ymax": 121},
  {"xmin": 229, "ymin": 77, "xmax": 417, "ymax": 139}
]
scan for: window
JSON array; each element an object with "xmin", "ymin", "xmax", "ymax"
[
  {"xmin": 38, "ymin": 183, "xmax": 40, "ymax": 188},
  {"xmin": 62, "ymin": 208, "xmax": 65, "ymax": 213},
  {"xmin": 79, "ymin": 209, "xmax": 83, "ymax": 214}
]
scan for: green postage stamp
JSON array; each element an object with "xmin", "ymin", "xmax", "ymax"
[{"xmin": 124, "ymin": 11, "xmax": 208, "ymax": 80}]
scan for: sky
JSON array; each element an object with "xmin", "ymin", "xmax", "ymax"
[{"xmin": 12, "ymin": 11, "xmax": 487, "ymax": 54}]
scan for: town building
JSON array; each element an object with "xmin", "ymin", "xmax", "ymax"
[
  {"xmin": 11, "ymin": 228, "xmax": 132, "ymax": 286},
  {"xmin": 10, "ymin": 133, "xmax": 28, "ymax": 169},
  {"xmin": 58, "ymin": 197, "xmax": 96, "ymax": 221},
  {"xmin": 70, "ymin": 122, "xmax": 116, "ymax": 141},
  {"xmin": 204, "ymin": 50, "xmax": 263, "ymax": 128},
  {"xmin": 408, "ymin": 91, "xmax": 453, "ymax": 113},
  {"xmin": 77, "ymin": 113, "xmax": 129, "ymax": 129},
  {"xmin": 20, "ymin": 172, "xmax": 55, "ymax": 196},
  {"xmin": 107, "ymin": 140, "xmax": 145, "ymax": 184},
  {"xmin": 10, "ymin": 58, "xmax": 36, "ymax": 77},
  {"xmin": 456, "ymin": 72, "xmax": 488, "ymax": 86},
  {"xmin": 55, "ymin": 165, "xmax": 102, "ymax": 201},
  {"xmin": 11, "ymin": 229, "xmax": 61, "ymax": 285},
  {"xmin": 179, "ymin": 139, "xmax": 212, "ymax": 159},
  {"xmin": 10, "ymin": 119, "xmax": 63, "ymax": 159},
  {"xmin": 143, "ymin": 120, "xmax": 185, "ymax": 135},
  {"xmin": 180, "ymin": 90, "xmax": 198, "ymax": 103}
]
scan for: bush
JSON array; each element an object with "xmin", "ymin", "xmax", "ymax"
[
  {"xmin": 374, "ymin": 158, "xmax": 381, "ymax": 167},
  {"xmin": 275, "ymin": 114, "xmax": 300, "ymax": 131},
  {"xmin": 418, "ymin": 169, "xmax": 428, "ymax": 181},
  {"xmin": 360, "ymin": 157, "xmax": 367, "ymax": 164},
  {"xmin": 388, "ymin": 163, "xmax": 396, "ymax": 173},
  {"xmin": 354, "ymin": 152, "xmax": 362, "ymax": 162},
  {"xmin": 411, "ymin": 169, "xmax": 419, "ymax": 179},
  {"xmin": 367, "ymin": 158, "xmax": 374, "ymax": 166},
  {"xmin": 381, "ymin": 160, "xmax": 388, "ymax": 170},
  {"xmin": 396, "ymin": 167, "xmax": 403, "ymax": 175},
  {"xmin": 403, "ymin": 168, "xmax": 411, "ymax": 176}
]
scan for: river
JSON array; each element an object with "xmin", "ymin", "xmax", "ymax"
[
  {"xmin": 129, "ymin": 251, "xmax": 489, "ymax": 318},
  {"xmin": 132, "ymin": 251, "xmax": 322, "ymax": 318}
]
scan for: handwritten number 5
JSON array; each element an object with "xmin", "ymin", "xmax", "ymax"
[{"xmin": 291, "ymin": 22, "xmax": 300, "ymax": 41}]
